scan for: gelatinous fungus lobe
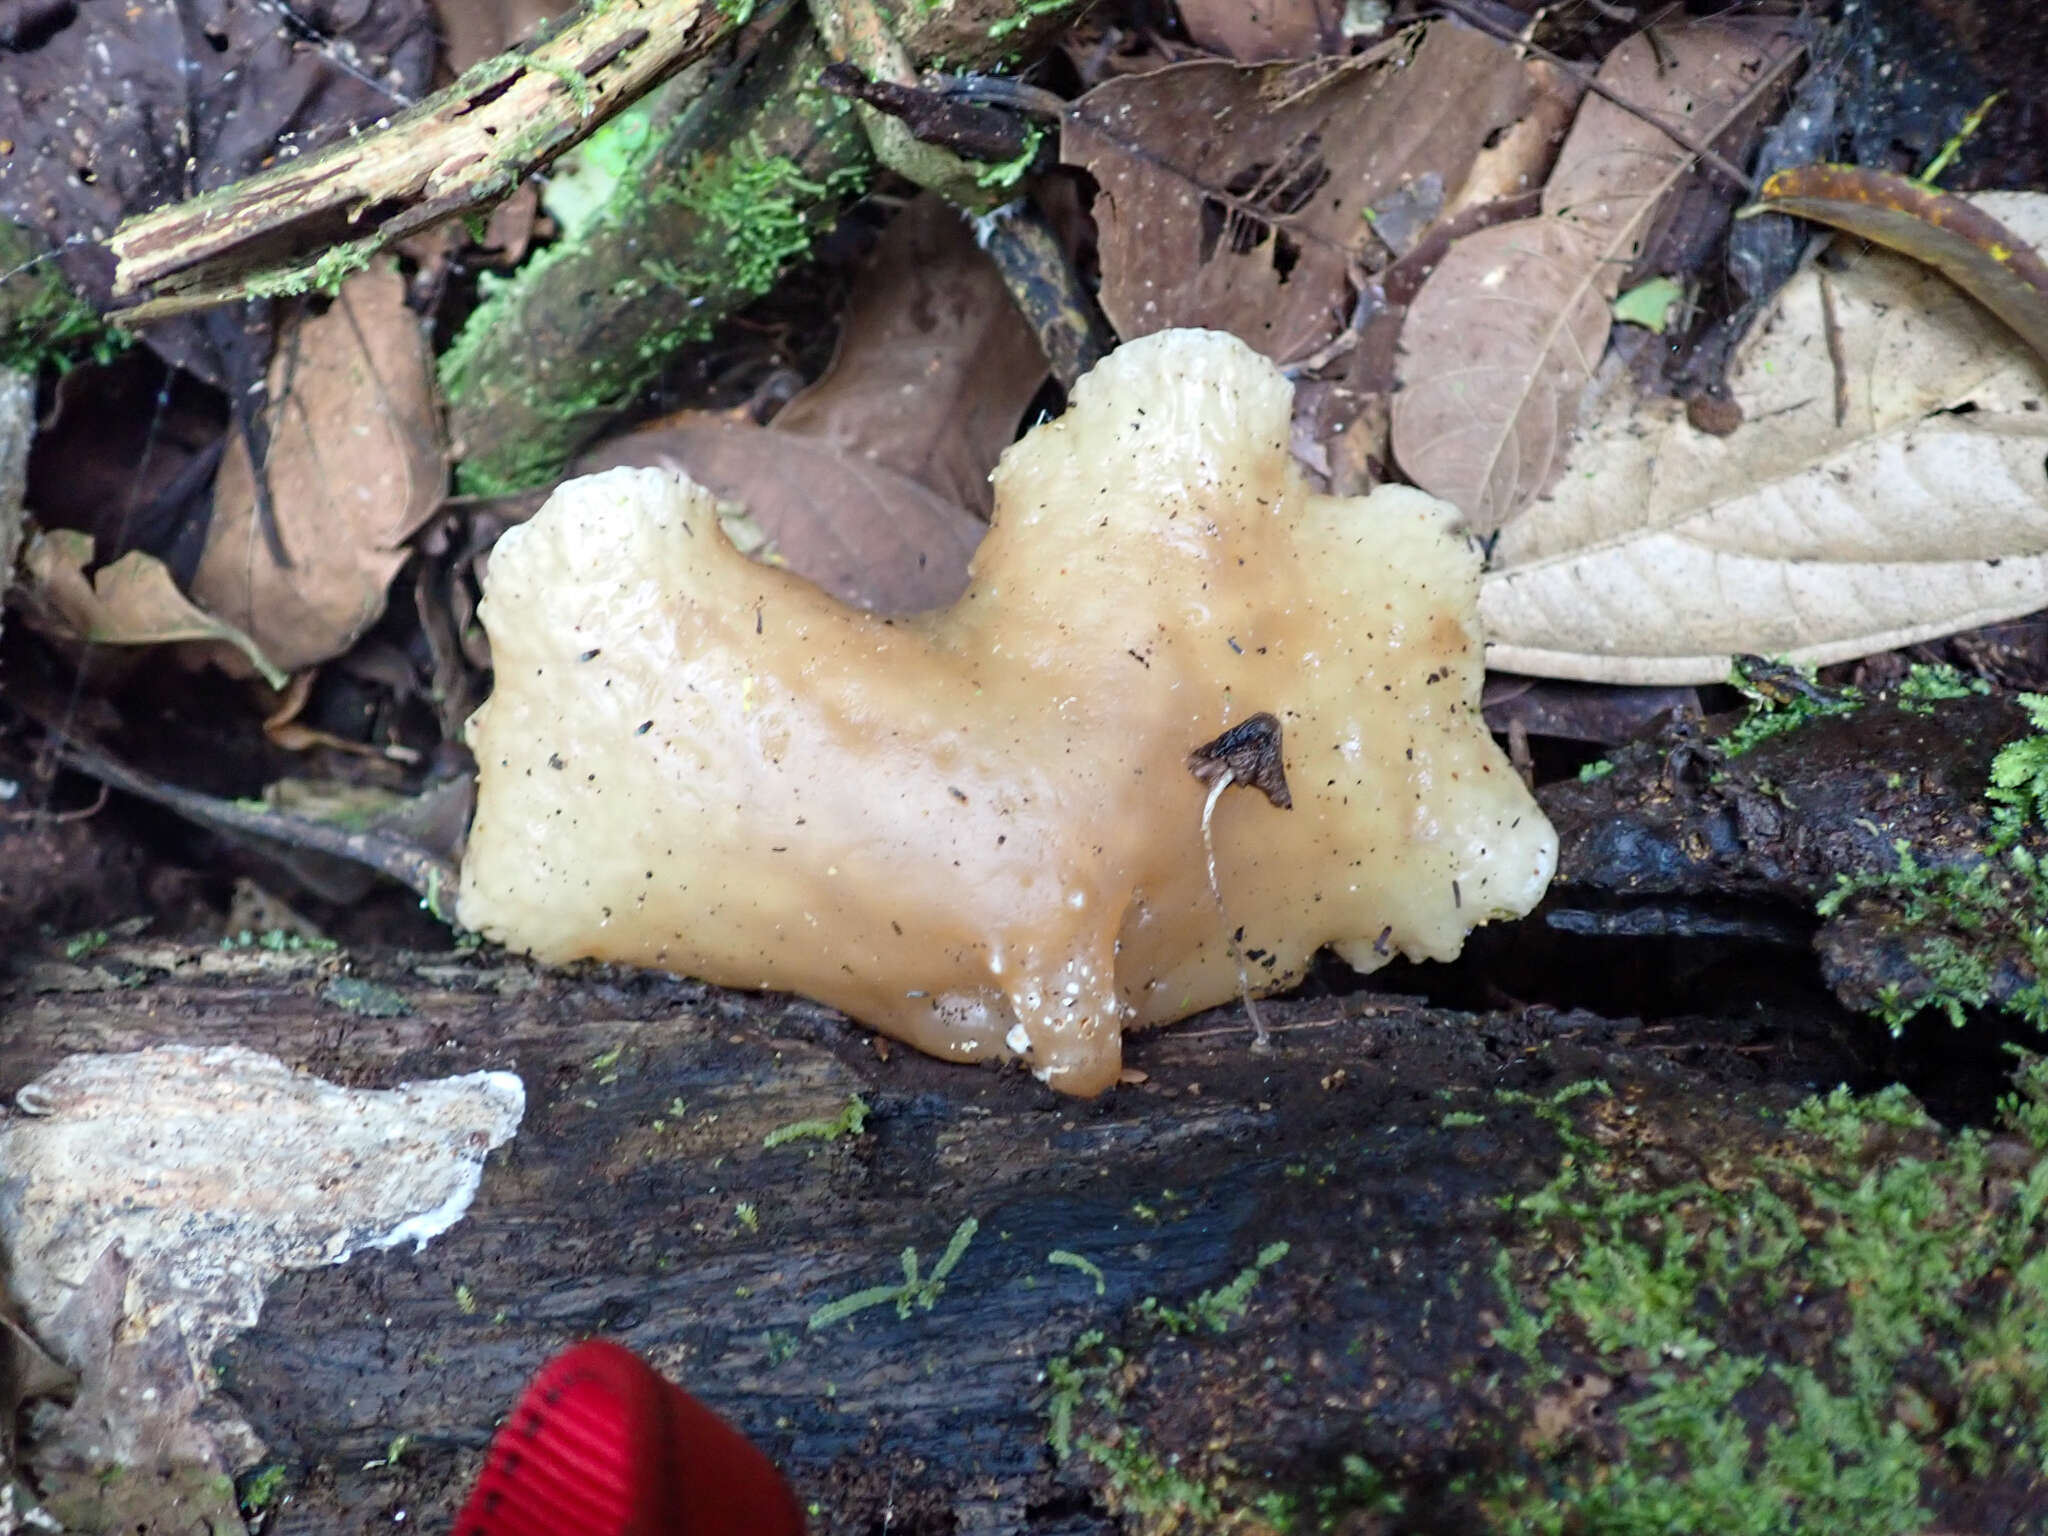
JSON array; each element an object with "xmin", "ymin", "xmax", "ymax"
[{"xmin": 457, "ymin": 329, "xmax": 1557, "ymax": 1095}]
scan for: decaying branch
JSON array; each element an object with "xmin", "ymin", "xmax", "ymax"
[
  {"xmin": 107, "ymin": 0, "xmax": 749, "ymax": 319},
  {"xmin": 440, "ymin": 0, "xmax": 1093, "ymax": 495}
]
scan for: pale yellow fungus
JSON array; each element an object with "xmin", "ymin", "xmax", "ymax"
[{"xmin": 458, "ymin": 330, "xmax": 1556, "ymax": 1095}]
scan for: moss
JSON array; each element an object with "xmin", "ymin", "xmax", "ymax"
[
  {"xmin": 525, "ymin": 56, "xmax": 598, "ymax": 117},
  {"xmin": 1897, "ymin": 662, "xmax": 1991, "ymax": 715},
  {"xmin": 1817, "ymin": 692, "xmax": 2048, "ymax": 1033},
  {"xmin": 1481, "ymin": 1069, "xmax": 2048, "ymax": 1532},
  {"xmin": 440, "ymin": 234, "xmax": 651, "ymax": 492},
  {"xmin": 0, "ymin": 224, "xmax": 124, "ymax": 371},
  {"xmin": 1991, "ymin": 693, "xmax": 2048, "ymax": 824},
  {"xmin": 320, "ymin": 976, "xmax": 413, "ymax": 1018},
  {"xmin": 235, "ymin": 1463, "xmax": 288, "ymax": 1516},
  {"xmin": 220, "ymin": 928, "xmax": 338, "ymax": 954},
  {"xmin": 650, "ymin": 135, "xmax": 852, "ymax": 295},
  {"xmin": 1717, "ymin": 655, "xmax": 1862, "ymax": 757},
  {"xmin": 63, "ymin": 928, "xmax": 111, "ymax": 960},
  {"xmin": 806, "ymin": 1214, "xmax": 979, "ymax": 1332},
  {"xmin": 762, "ymin": 1093, "xmax": 870, "ymax": 1147},
  {"xmin": 971, "ymin": 122, "xmax": 1046, "ymax": 193},
  {"xmin": 1138, "ymin": 1242, "xmax": 1289, "ymax": 1336},
  {"xmin": 541, "ymin": 95, "xmax": 667, "ymax": 240},
  {"xmin": 242, "ymin": 235, "xmax": 380, "ymax": 301},
  {"xmin": 1046, "ymin": 1329, "xmax": 1238, "ymax": 1530},
  {"xmin": 1045, "ymin": 1258, "xmax": 1404, "ymax": 1534},
  {"xmin": 1049, "ymin": 1248, "xmax": 1107, "ymax": 1294},
  {"xmin": 442, "ymin": 124, "xmax": 870, "ymax": 497},
  {"xmin": 987, "ymin": 0, "xmax": 1070, "ymax": 40}
]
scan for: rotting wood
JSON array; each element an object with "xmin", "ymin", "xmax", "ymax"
[
  {"xmin": 1539, "ymin": 690, "xmax": 2048, "ymax": 1043},
  {"xmin": 105, "ymin": 0, "xmax": 744, "ymax": 320},
  {"xmin": 439, "ymin": 0, "xmax": 1095, "ymax": 496},
  {"xmin": 0, "ymin": 943, "xmax": 1872, "ymax": 1533}
]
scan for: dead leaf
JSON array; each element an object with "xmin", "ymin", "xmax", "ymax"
[
  {"xmin": 771, "ymin": 194, "xmax": 1047, "ymax": 518},
  {"xmin": 0, "ymin": 1305, "xmax": 74, "ymax": 1465},
  {"xmin": 434, "ymin": 0, "xmax": 577, "ymax": 73},
  {"xmin": 1751, "ymin": 163, "xmax": 2048, "ymax": 367},
  {"xmin": 1481, "ymin": 676, "xmax": 1701, "ymax": 746},
  {"xmin": 20, "ymin": 528, "xmax": 287, "ymax": 687},
  {"xmin": 1391, "ymin": 22, "xmax": 1802, "ymax": 532},
  {"xmin": 1063, "ymin": 22, "xmax": 1532, "ymax": 363},
  {"xmin": 576, "ymin": 417, "xmax": 984, "ymax": 614},
  {"xmin": 1176, "ymin": 0, "xmax": 1347, "ymax": 61},
  {"xmin": 192, "ymin": 260, "xmax": 445, "ymax": 673},
  {"xmin": 1440, "ymin": 58, "xmax": 1582, "ymax": 219},
  {"xmin": 1479, "ymin": 192, "xmax": 2048, "ymax": 684},
  {"xmin": 0, "ymin": 0, "xmax": 433, "ymax": 398}
]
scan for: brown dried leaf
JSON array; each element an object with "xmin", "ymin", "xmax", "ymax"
[
  {"xmin": 1752, "ymin": 163, "xmax": 2048, "ymax": 367},
  {"xmin": 1441, "ymin": 59, "xmax": 1582, "ymax": 219},
  {"xmin": 433, "ymin": 0, "xmax": 575, "ymax": 73},
  {"xmin": 1063, "ymin": 22, "xmax": 1531, "ymax": 363},
  {"xmin": 771, "ymin": 195, "xmax": 1046, "ymax": 518},
  {"xmin": 1391, "ymin": 22, "xmax": 1801, "ymax": 532},
  {"xmin": 0, "ymin": 1305, "xmax": 74, "ymax": 1466},
  {"xmin": 193, "ymin": 261, "xmax": 445, "ymax": 673},
  {"xmin": 1176, "ymin": 0, "xmax": 1347, "ymax": 61},
  {"xmin": 0, "ymin": 0, "xmax": 433, "ymax": 387},
  {"xmin": 20, "ymin": 529, "xmax": 287, "ymax": 687},
  {"xmin": 576, "ymin": 417, "xmax": 984, "ymax": 614}
]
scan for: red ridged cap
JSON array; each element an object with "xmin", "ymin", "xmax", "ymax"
[{"xmin": 453, "ymin": 1340, "xmax": 806, "ymax": 1536}]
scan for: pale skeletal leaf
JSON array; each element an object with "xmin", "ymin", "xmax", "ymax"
[{"xmin": 1480, "ymin": 193, "xmax": 2048, "ymax": 684}]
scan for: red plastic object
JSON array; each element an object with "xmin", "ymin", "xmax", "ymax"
[{"xmin": 453, "ymin": 1340, "xmax": 806, "ymax": 1536}]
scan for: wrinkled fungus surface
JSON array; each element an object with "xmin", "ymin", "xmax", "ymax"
[{"xmin": 459, "ymin": 330, "xmax": 1557, "ymax": 1094}]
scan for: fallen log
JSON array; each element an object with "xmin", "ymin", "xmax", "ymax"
[{"xmin": 3, "ymin": 937, "xmax": 1932, "ymax": 1534}]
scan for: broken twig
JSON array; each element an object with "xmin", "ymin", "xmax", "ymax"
[{"xmin": 108, "ymin": 0, "xmax": 747, "ymax": 319}]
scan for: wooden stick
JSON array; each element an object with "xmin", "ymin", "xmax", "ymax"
[{"xmin": 108, "ymin": 0, "xmax": 742, "ymax": 319}]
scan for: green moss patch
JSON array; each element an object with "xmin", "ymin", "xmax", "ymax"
[
  {"xmin": 1483, "ymin": 1071, "xmax": 2048, "ymax": 1533},
  {"xmin": 1818, "ymin": 691, "xmax": 2048, "ymax": 1032}
]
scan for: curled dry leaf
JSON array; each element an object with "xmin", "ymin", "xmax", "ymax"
[
  {"xmin": 192, "ymin": 260, "xmax": 445, "ymax": 673},
  {"xmin": 1751, "ymin": 163, "xmax": 2048, "ymax": 367},
  {"xmin": 1176, "ymin": 0, "xmax": 1348, "ymax": 61},
  {"xmin": 1480, "ymin": 193, "xmax": 2048, "ymax": 684},
  {"xmin": 578, "ymin": 418, "xmax": 984, "ymax": 615},
  {"xmin": 1391, "ymin": 21, "xmax": 1802, "ymax": 532},
  {"xmin": 1063, "ymin": 22, "xmax": 1531, "ymax": 363},
  {"xmin": 573, "ymin": 196, "xmax": 1029, "ymax": 614},
  {"xmin": 770, "ymin": 194, "xmax": 1047, "ymax": 519},
  {"xmin": 20, "ymin": 528, "xmax": 287, "ymax": 687}
]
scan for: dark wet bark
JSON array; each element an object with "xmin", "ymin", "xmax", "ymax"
[
  {"xmin": 1540, "ymin": 691, "xmax": 2043, "ymax": 1031},
  {"xmin": 1, "ymin": 941, "xmax": 1866, "ymax": 1534}
]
